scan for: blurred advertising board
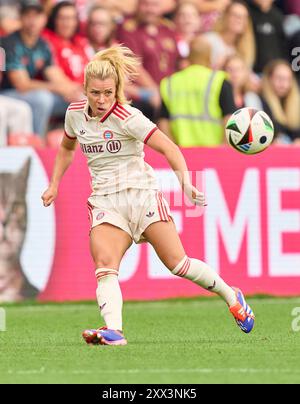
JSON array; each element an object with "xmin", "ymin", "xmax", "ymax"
[{"xmin": 0, "ymin": 146, "xmax": 299, "ymax": 302}]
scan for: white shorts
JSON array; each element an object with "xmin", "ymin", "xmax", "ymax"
[{"xmin": 87, "ymin": 188, "xmax": 174, "ymax": 244}]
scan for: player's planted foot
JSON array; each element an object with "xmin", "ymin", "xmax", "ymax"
[
  {"xmin": 82, "ymin": 327, "xmax": 106, "ymax": 345},
  {"xmin": 229, "ymin": 288, "xmax": 255, "ymax": 334},
  {"xmin": 97, "ymin": 328, "xmax": 127, "ymax": 346},
  {"xmin": 82, "ymin": 327, "xmax": 127, "ymax": 346}
]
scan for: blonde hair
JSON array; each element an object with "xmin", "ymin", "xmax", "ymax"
[
  {"xmin": 214, "ymin": 1, "xmax": 256, "ymax": 68},
  {"xmin": 189, "ymin": 36, "xmax": 212, "ymax": 68},
  {"xmin": 262, "ymin": 60, "xmax": 300, "ymax": 129},
  {"xmin": 84, "ymin": 45, "xmax": 140, "ymax": 104}
]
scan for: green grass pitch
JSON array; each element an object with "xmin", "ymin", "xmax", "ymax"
[{"xmin": 0, "ymin": 297, "xmax": 300, "ymax": 384}]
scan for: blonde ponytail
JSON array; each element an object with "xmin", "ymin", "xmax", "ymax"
[{"xmin": 84, "ymin": 45, "xmax": 140, "ymax": 104}]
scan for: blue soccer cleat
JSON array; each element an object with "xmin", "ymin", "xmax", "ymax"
[
  {"xmin": 82, "ymin": 327, "xmax": 127, "ymax": 346},
  {"xmin": 229, "ymin": 288, "xmax": 255, "ymax": 334}
]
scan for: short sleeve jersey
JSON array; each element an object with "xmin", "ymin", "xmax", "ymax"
[{"xmin": 65, "ymin": 101, "xmax": 159, "ymax": 196}]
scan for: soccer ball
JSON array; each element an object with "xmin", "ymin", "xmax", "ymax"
[{"xmin": 225, "ymin": 108, "xmax": 274, "ymax": 155}]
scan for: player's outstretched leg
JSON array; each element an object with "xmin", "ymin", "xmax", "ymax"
[
  {"xmin": 143, "ymin": 221, "xmax": 255, "ymax": 334},
  {"xmin": 172, "ymin": 256, "xmax": 255, "ymax": 334}
]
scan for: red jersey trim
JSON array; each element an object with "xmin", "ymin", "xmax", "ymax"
[
  {"xmin": 68, "ymin": 108, "xmax": 85, "ymax": 111},
  {"xmin": 112, "ymin": 103, "xmax": 132, "ymax": 121},
  {"xmin": 100, "ymin": 101, "xmax": 118, "ymax": 123},
  {"xmin": 69, "ymin": 100, "xmax": 87, "ymax": 106},
  {"xmin": 144, "ymin": 127, "xmax": 158, "ymax": 144},
  {"xmin": 64, "ymin": 131, "xmax": 76, "ymax": 140},
  {"xmin": 113, "ymin": 110, "xmax": 127, "ymax": 120},
  {"xmin": 68, "ymin": 101, "xmax": 87, "ymax": 111},
  {"xmin": 114, "ymin": 108, "xmax": 128, "ymax": 119},
  {"xmin": 116, "ymin": 104, "xmax": 131, "ymax": 117}
]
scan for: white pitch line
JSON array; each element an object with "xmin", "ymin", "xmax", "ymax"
[
  {"xmin": 5, "ymin": 368, "xmax": 300, "ymax": 376},
  {"xmin": 7, "ymin": 367, "xmax": 46, "ymax": 375},
  {"xmin": 70, "ymin": 368, "xmax": 300, "ymax": 375}
]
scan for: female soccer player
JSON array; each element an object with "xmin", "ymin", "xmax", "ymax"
[{"xmin": 42, "ymin": 46, "xmax": 255, "ymax": 346}]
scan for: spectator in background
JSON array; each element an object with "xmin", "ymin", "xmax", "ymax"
[
  {"xmin": 0, "ymin": 2, "xmax": 81, "ymax": 137},
  {"xmin": 43, "ymin": 1, "xmax": 91, "ymax": 85},
  {"xmin": 197, "ymin": 0, "xmax": 231, "ymax": 33},
  {"xmin": 1, "ymin": 34, "xmax": 33, "ymax": 145},
  {"xmin": 163, "ymin": 0, "xmax": 177, "ymax": 14},
  {"xmin": 117, "ymin": 0, "xmax": 179, "ymax": 118},
  {"xmin": 40, "ymin": 0, "xmax": 55, "ymax": 15},
  {"xmin": 248, "ymin": 0, "xmax": 288, "ymax": 73},
  {"xmin": 87, "ymin": 6, "xmax": 116, "ymax": 54},
  {"xmin": 0, "ymin": 0, "xmax": 21, "ymax": 36},
  {"xmin": 204, "ymin": 1, "xmax": 256, "ymax": 69},
  {"xmin": 93, "ymin": 0, "xmax": 176, "ymax": 21},
  {"xmin": 159, "ymin": 37, "xmax": 236, "ymax": 147},
  {"xmin": 260, "ymin": 60, "xmax": 300, "ymax": 144},
  {"xmin": 0, "ymin": 96, "xmax": 33, "ymax": 146},
  {"xmin": 90, "ymin": 0, "xmax": 138, "ymax": 22},
  {"xmin": 0, "ymin": 73, "xmax": 33, "ymax": 146},
  {"xmin": 224, "ymin": 54, "xmax": 262, "ymax": 109},
  {"xmin": 174, "ymin": 1, "xmax": 202, "ymax": 64}
]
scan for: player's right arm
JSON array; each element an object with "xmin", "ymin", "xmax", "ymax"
[{"xmin": 42, "ymin": 135, "xmax": 77, "ymax": 207}]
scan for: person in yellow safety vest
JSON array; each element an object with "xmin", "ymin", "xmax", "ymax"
[{"xmin": 159, "ymin": 36, "xmax": 236, "ymax": 147}]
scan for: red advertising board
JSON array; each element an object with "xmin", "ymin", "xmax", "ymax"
[{"xmin": 2, "ymin": 146, "xmax": 299, "ymax": 302}]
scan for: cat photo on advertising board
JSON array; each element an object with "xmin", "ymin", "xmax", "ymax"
[
  {"xmin": 0, "ymin": 158, "xmax": 39, "ymax": 302},
  {"xmin": 0, "ymin": 148, "xmax": 55, "ymax": 303}
]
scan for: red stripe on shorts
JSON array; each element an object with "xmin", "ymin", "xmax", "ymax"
[
  {"xmin": 159, "ymin": 192, "xmax": 169, "ymax": 221},
  {"xmin": 87, "ymin": 203, "xmax": 94, "ymax": 224},
  {"xmin": 87, "ymin": 209, "xmax": 92, "ymax": 224},
  {"xmin": 156, "ymin": 191, "xmax": 165, "ymax": 221}
]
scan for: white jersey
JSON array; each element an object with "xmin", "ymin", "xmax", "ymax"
[{"xmin": 65, "ymin": 100, "xmax": 159, "ymax": 196}]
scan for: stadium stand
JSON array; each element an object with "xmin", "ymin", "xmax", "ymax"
[{"xmin": 0, "ymin": 0, "xmax": 299, "ymax": 145}]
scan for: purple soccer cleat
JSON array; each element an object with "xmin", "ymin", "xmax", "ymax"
[
  {"xmin": 82, "ymin": 327, "xmax": 127, "ymax": 346},
  {"xmin": 229, "ymin": 288, "xmax": 255, "ymax": 334}
]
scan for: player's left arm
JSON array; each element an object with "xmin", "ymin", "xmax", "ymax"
[{"xmin": 146, "ymin": 129, "xmax": 206, "ymax": 206}]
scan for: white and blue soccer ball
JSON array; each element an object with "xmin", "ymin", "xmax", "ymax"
[{"xmin": 226, "ymin": 108, "xmax": 274, "ymax": 155}]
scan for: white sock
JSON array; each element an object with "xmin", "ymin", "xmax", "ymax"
[
  {"xmin": 172, "ymin": 256, "xmax": 237, "ymax": 307},
  {"xmin": 95, "ymin": 268, "xmax": 123, "ymax": 331}
]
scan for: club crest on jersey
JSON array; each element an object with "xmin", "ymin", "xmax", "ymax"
[
  {"xmin": 96, "ymin": 212, "xmax": 105, "ymax": 221},
  {"xmin": 103, "ymin": 131, "xmax": 114, "ymax": 141}
]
